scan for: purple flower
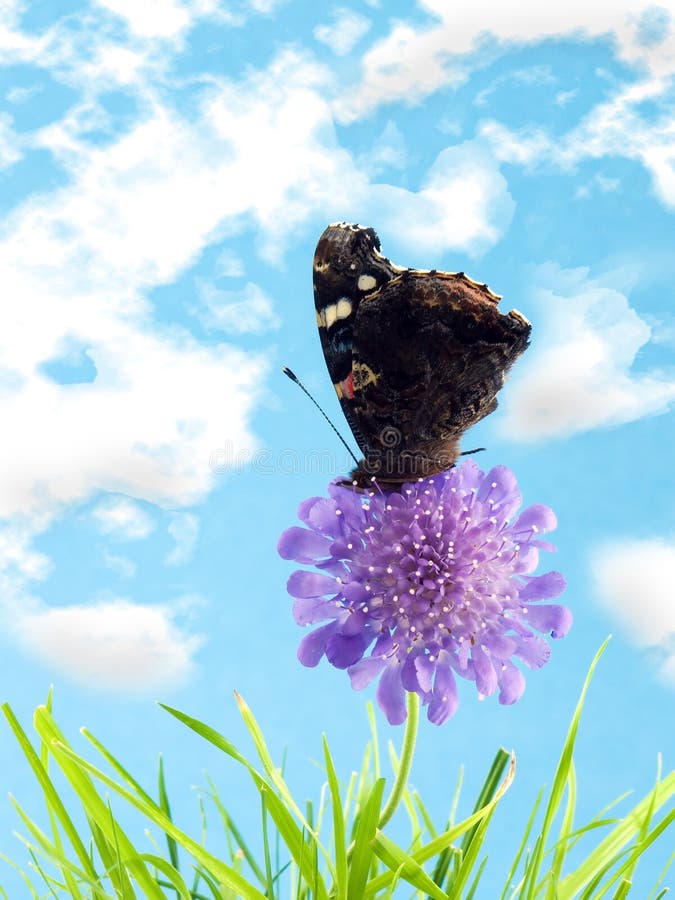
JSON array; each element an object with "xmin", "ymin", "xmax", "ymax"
[{"xmin": 278, "ymin": 461, "xmax": 571, "ymax": 726}]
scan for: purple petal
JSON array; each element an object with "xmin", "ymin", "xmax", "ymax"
[
  {"xmin": 415, "ymin": 654, "xmax": 435, "ymax": 694},
  {"xmin": 401, "ymin": 653, "xmax": 420, "ymax": 692},
  {"xmin": 376, "ymin": 664, "xmax": 407, "ymax": 725},
  {"xmin": 341, "ymin": 582, "xmax": 370, "ymax": 604},
  {"xmin": 304, "ymin": 498, "xmax": 344, "ymax": 538},
  {"xmin": 524, "ymin": 603, "xmax": 573, "ymax": 638},
  {"xmin": 519, "ymin": 571, "xmax": 566, "ymax": 601},
  {"xmin": 428, "ymin": 661, "xmax": 458, "ymax": 724},
  {"xmin": 513, "ymin": 634, "xmax": 551, "ymax": 669},
  {"xmin": 483, "ymin": 633, "xmax": 517, "ymax": 660},
  {"xmin": 292, "ymin": 597, "xmax": 342, "ymax": 626},
  {"xmin": 278, "ymin": 527, "xmax": 331, "ymax": 562},
  {"xmin": 326, "ymin": 632, "xmax": 367, "ymax": 668},
  {"xmin": 497, "ymin": 660, "xmax": 525, "ymax": 705},
  {"xmin": 348, "ymin": 656, "xmax": 387, "ymax": 690},
  {"xmin": 297, "ymin": 622, "xmax": 338, "ymax": 667},
  {"xmin": 472, "ymin": 645, "xmax": 498, "ymax": 697},
  {"xmin": 511, "ymin": 504, "xmax": 557, "ymax": 537},
  {"xmin": 287, "ymin": 570, "xmax": 337, "ymax": 599}
]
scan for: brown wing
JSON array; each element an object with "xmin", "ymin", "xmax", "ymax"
[{"xmin": 350, "ymin": 269, "xmax": 531, "ymax": 484}]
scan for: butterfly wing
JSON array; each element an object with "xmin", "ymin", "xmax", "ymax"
[
  {"xmin": 351, "ymin": 269, "xmax": 531, "ymax": 480},
  {"xmin": 312, "ymin": 223, "xmax": 400, "ymax": 454},
  {"xmin": 313, "ymin": 224, "xmax": 531, "ymax": 485}
]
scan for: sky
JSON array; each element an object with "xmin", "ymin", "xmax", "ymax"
[{"xmin": 0, "ymin": 0, "xmax": 674, "ymax": 895}]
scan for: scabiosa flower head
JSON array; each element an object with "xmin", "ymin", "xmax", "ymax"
[{"xmin": 278, "ymin": 460, "xmax": 571, "ymax": 725}]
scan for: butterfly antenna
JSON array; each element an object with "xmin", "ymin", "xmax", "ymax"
[
  {"xmin": 282, "ymin": 367, "xmax": 361, "ymax": 468},
  {"xmin": 459, "ymin": 447, "xmax": 486, "ymax": 456}
]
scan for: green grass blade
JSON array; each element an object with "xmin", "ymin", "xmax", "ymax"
[
  {"xmin": 548, "ymin": 761, "xmax": 577, "ymax": 889},
  {"xmin": 323, "ymin": 735, "xmax": 348, "ymax": 900},
  {"xmin": 366, "ymin": 754, "xmax": 516, "ymax": 898},
  {"xmin": 203, "ymin": 775, "xmax": 266, "ymax": 884},
  {"xmin": 158, "ymin": 755, "xmax": 180, "ymax": 873},
  {"xmin": 162, "ymin": 702, "xmax": 331, "ymax": 893},
  {"xmin": 499, "ymin": 786, "xmax": 544, "ymax": 900},
  {"xmin": 1, "ymin": 703, "xmax": 98, "ymax": 881},
  {"xmin": 33, "ymin": 707, "xmax": 268, "ymax": 900},
  {"xmin": 558, "ymin": 772, "xmax": 675, "ymax": 898},
  {"xmin": 371, "ymin": 830, "xmax": 447, "ymax": 900},
  {"xmin": 347, "ymin": 778, "xmax": 386, "ymax": 900},
  {"xmin": 524, "ymin": 638, "xmax": 610, "ymax": 900}
]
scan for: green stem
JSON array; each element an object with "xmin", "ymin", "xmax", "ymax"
[{"xmin": 378, "ymin": 692, "xmax": 420, "ymax": 829}]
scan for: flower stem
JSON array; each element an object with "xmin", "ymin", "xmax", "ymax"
[{"xmin": 378, "ymin": 691, "xmax": 420, "ymax": 829}]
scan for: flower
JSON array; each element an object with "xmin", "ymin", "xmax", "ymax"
[{"xmin": 278, "ymin": 460, "xmax": 571, "ymax": 725}]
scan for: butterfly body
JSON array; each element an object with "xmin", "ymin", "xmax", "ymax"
[{"xmin": 313, "ymin": 223, "xmax": 531, "ymax": 487}]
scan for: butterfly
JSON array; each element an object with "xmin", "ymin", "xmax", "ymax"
[{"xmin": 312, "ymin": 223, "xmax": 531, "ymax": 488}]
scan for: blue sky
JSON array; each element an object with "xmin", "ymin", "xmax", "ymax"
[{"xmin": 0, "ymin": 0, "xmax": 674, "ymax": 894}]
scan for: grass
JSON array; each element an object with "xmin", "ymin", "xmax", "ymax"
[{"xmin": 1, "ymin": 640, "xmax": 673, "ymax": 898}]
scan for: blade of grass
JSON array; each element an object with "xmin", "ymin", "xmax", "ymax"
[
  {"xmin": 558, "ymin": 772, "xmax": 675, "ymax": 898},
  {"xmin": 523, "ymin": 638, "xmax": 610, "ymax": 900},
  {"xmin": 159, "ymin": 704, "xmax": 328, "ymax": 899},
  {"xmin": 34, "ymin": 707, "xmax": 269, "ymax": 900},
  {"xmin": 2, "ymin": 703, "xmax": 98, "ymax": 882},
  {"xmin": 499, "ymin": 786, "xmax": 544, "ymax": 900},
  {"xmin": 158, "ymin": 756, "xmax": 180, "ymax": 873},
  {"xmin": 371, "ymin": 831, "xmax": 447, "ymax": 900},
  {"xmin": 323, "ymin": 736, "xmax": 348, "ymax": 900},
  {"xmin": 347, "ymin": 778, "xmax": 385, "ymax": 900}
]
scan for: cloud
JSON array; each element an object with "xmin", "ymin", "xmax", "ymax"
[
  {"xmin": 335, "ymin": 1, "xmax": 675, "ymax": 122},
  {"xmin": 480, "ymin": 77, "xmax": 675, "ymax": 210},
  {"xmin": 314, "ymin": 7, "xmax": 371, "ymax": 56},
  {"xmin": 14, "ymin": 598, "xmax": 203, "ymax": 692},
  {"xmin": 166, "ymin": 512, "xmax": 199, "ymax": 565},
  {"xmin": 93, "ymin": 0, "xmax": 192, "ymax": 38},
  {"xmin": 591, "ymin": 538, "xmax": 675, "ymax": 686},
  {"xmin": 92, "ymin": 497, "xmax": 155, "ymax": 540},
  {"xmin": 103, "ymin": 550, "xmax": 137, "ymax": 578},
  {"xmin": 0, "ymin": 112, "xmax": 21, "ymax": 169},
  {"xmin": 497, "ymin": 263, "xmax": 675, "ymax": 442},
  {"xmin": 195, "ymin": 281, "xmax": 280, "ymax": 334}
]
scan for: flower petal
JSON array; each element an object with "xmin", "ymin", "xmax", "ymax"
[
  {"xmin": 497, "ymin": 660, "xmax": 525, "ymax": 705},
  {"xmin": 524, "ymin": 603, "xmax": 573, "ymax": 638},
  {"xmin": 292, "ymin": 597, "xmax": 341, "ymax": 626},
  {"xmin": 326, "ymin": 632, "xmax": 367, "ymax": 668},
  {"xmin": 472, "ymin": 645, "xmax": 498, "ymax": 696},
  {"xmin": 348, "ymin": 656, "xmax": 387, "ymax": 690},
  {"xmin": 297, "ymin": 622, "xmax": 338, "ymax": 667},
  {"xmin": 278, "ymin": 527, "xmax": 331, "ymax": 562},
  {"xmin": 511, "ymin": 504, "xmax": 557, "ymax": 537},
  {"xmin": 519, "ymin": 571, "xmax": 566, "ymax": 601},
  {"xmin": 428, "ymin": 661, "xmax": 458, "ymax": 724},
  {"xmin": 287, "ymin": 570, "xmax": 337, "ymax": 599},
  {"xmin": 376, "ymin": 664, "xmax": 407, "ymax": 725}
]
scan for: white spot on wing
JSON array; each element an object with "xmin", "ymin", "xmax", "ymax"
[
  {"xmin": 336, "ymin": 297, "xmax": 352, "ymax": 320},
  {"xmin": 357, "ymin": 274, "xmax": 377, "ymax": 292},
  {"xmin": 324, "ymin": 303, "xmax": 338, "ymax": 329}
]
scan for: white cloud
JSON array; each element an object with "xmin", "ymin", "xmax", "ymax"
[
  {"xmin": 591, "ymin": 538, "xmax": 675, "ymax": 686},
  {"xmin": 103, "ymin": 550, "xmax": 137, "ymax": 578},
  {"xmin": 92, "ymin": 497, "xmax": 155, "ymax": 540},
  {"xmin": 0, "ymin": 112, "xmax": 21, "ymax": 169},
  {"xmin": 480, "ymin": 77, "xmax": 675, "ymax": 209},
  {"xmin": 14, "ymin": 599, "xmax": 203, "ymax": 692},
  {"xmin": 336, "ymin": 1, "xmax": 675, "ymax": 121},
  {"xmin": 365, "ymin": 140, "xmax": 514, "ymax": 258},
  {"xmin": 166, "ymin": 512, "xmax": 199, "ymax": 565},
  {"xmin": 195, "ymin": 280, "xmax": 280, "ymax": 334},
  {"xmin": 93, "ymin": 0, "xmax": 191, "ymax": 38},
  {"xmin": 314, "ymin": 8, "xmax": 371, "ymax": 56},
  {"xmin": 215, "ymin": 249, "xmax": 245, "ymax": 278},
  {"xmin": 498, "ymin": 263, "xmax": 675, "ymax": 442}
]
